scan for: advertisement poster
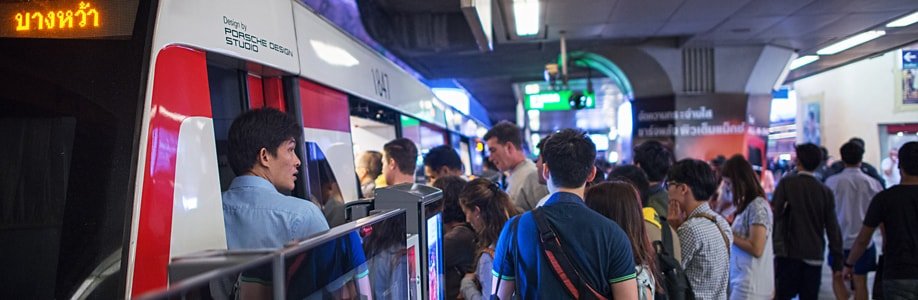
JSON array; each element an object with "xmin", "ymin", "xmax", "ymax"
[
  {"xmin": 897, "ymin": 48, "xmax": 918, "ymax": 112},
  {"xmin": 802, "ymin": 102, "xmax": 821, "ymax": 145},
  {"xmin": 632, "ymin": 94, "xmax": 770, "ymax": 163},
  {"xmin": 426, "ymin": 214, "xmax": 444, "ymax": 300}
]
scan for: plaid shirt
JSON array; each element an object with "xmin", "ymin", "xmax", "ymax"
[{"xmin": 677, "ymin": 204, "xmax": 732, "ymax": 300}]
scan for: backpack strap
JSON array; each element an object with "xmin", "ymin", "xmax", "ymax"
[
  {"xmin": 689, "ymin": 213, "xmax": 730, "ymax": 255},
  {"xmin": 660, "ymin": 215, "xmax": 675, "ymax": 257},
  {"xmin": 532, "ymin": 209, "xmax": 609, "ymax": 300}
]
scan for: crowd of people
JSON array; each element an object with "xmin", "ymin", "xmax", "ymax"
[{"xmin": 222, "ymin": 108, "xmax": 918, "ymax": 299}]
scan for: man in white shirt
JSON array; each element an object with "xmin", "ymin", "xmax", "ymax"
[
  {"xmin": 882, "ymin": 147, "xmax": 900, "ymax": 187},
  {"xmin": 483, "ymin": 121, "xmax": 548, "ymax": 211}
]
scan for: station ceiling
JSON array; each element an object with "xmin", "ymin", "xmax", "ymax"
[{"xmin": 357, "ymin": 0, "xmax": 918, "ymax": 124}]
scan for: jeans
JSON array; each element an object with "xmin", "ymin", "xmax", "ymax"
[{"xmin": 884, "ymin": 279, "xmax": 918, "ymax": 300}]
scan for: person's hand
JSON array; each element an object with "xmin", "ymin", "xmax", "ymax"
[
  {"xmin": 842, "ymin": 266, "xmax": 854, "ymax": 281},
  {"xmin": 464, "ymin": 273, "xmax": 476, "ymax": 281},
  {"xmin": 667, "ymin": 200, "xmax": 685, "ymax": 229}
]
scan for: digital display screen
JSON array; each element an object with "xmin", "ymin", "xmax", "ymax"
[
  {"xmin": 1, "ymin": 0, "xmax": 139, "ymax": 39},
  {"xmin": 426, "ymin": 213, "xmax": 444, "ymax": 300}
]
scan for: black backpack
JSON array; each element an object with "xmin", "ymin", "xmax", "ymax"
[{"xmin": 653, "ymin": 218, "xmax": 694, "ymax": 300}]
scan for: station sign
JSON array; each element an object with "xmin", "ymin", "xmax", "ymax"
[
  {"xmin": 523, "ymin": 90, "xmax": 595, "ymax": 111},
  {"xmin": 903, "ymin": 49, "xmax": 918, "ymax": 69},
  {"xmin": 1, "ymin": 0, "xmax": 140, "ymax": 39}
]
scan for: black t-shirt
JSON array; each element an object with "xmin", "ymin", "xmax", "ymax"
[{"xmin": 863, "ymin": 185, "xmax": 918, "ymax": 279}]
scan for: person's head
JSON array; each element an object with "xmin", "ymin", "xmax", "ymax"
[
  {"xmin": 633, "ymin": 140, "xmax": 674, "ymax": 182},
  {"xmin": 667, "ymin": 159, "xmax": 718, "ymax": 207},
  {"xmin": 541, "ymin": 129, "xmax": 597, "ymax": 190},
  {"xmin": 608, "ymin": 165, "xmax": 651, "ymax": 205},
  {"xmin": 899, "ymin": 141, "xmax": 918, "ymax": 177},
  {"xmin": 848, "ymin": 137, "xmax": 866, "ymax": 149},
  {"xmin": 228, "ymin": 108, "xmax": 302, "ymax": 192},
  {"xmin": 585, "ymin": 181, "xmax": 656, "ymax": 276},
  {"xmin": 819, "ymin": 147, "xmax": 829, "ymax": 163},
  {"xmin": 484, "ymin": 121, "xmax": 525, "ymax": 172},
  {"xmin": 840, "ymin": 142, "xmax": 865, "ymax": 166},
  {"xmin": 721, "ymin": 155, "xmax": 765, "ymax": 214},
  {"xmin": 795, "ymin": 143, "xmax": 822, "ymax": 172},
  {"xmin": 459, "ymin": 178, "xmax": 518, "ymax": 248},
  {"xmin": 890, "ymin": 147, "xmax": 899, "ymax": 159},
  {"xmin": 535, "ymin": 133, "xmax": 554, "ymax": 185},
  {"xmin": 356, "ymin": 151, "xmax": 383, "ymax": 183},
  {"xmin": 432, "ymin": 175, "xmax": 468, "ymax": 225},
  {"xmin": 423, "ymin": 145, "xmax": 463, "ymax": 184},
  {"xmin": 382, "ymin": 138, "xmax": 418, "ymax": 185}
]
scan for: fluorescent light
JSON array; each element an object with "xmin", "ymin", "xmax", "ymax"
[
  {"xmin": 513, "ymin": 0, "xmax": 540, "ymax": 36},
  {"xmin": 817, "ymin": 30, "xmax": 886, "ymax": 55},
  {"xmin": 887, "ymin": 11, "xmax": 918, "ymax": 28},
  {"xmin": 789, "ymin": 55, "xmax": 819, "ymax": 70},
  {"xmin": 309, "ymin": 40, "xmax": 359, "ymax": 67},
  {"xmin": 432, "ymin": 88, "xmax": 471, "ymax": 115}
]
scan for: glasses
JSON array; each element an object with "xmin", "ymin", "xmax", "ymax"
[{"xmin": 664, "ymin": 181, "xmax": 682, "ymax": 190}]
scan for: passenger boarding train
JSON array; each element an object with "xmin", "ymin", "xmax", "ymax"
[{"xmin": 0, "ymin": 0, "xmax": 487, "ymax": 298}]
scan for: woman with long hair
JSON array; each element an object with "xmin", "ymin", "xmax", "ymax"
[
  {"xmin": 458, "ymin": 178, "xmax": 520, "ymax": 300},
  {"xmin": 432, "ymin": 176, "xmax": 474, "ymax": 300},
  {"xmin": 722, "ymin": 155, "xmax": 773, "ymax": 300},
  {"xmin": 585, "ymin": 181, "xmax": 661, "ymax": 299}
]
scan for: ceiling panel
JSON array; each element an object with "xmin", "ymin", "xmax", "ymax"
[
  {"xmin": 668, "ymin": 0, "xmax": 751, "ymax": 22},
  {"xmin": 707, "ymin": 16, "xmax": 786, "ymax": 38},
  {"xmin": 657, "ymin": 20, "xmax": 723, "ymax": 36},
  {"xmin": 810, "ymin": 12, "xmax": 904, "ymax": 37},
  {"xmin": 792, "ymin": 0, "xmax": 859, "ymax": 16},
  {"xmin": 606, "ymin": 0, "xmax": 683, "ymax": 22},
  {"xmin": 545, "ymin": 0, "xmax": 617, "ymax": 25},
  {"xmin": 546, "ymin": 24, "xmax": 606, "ymax": 40},
  {"xmin": 756, "ymin": 14, "xmax": 846, "ymax": 39},
  {"xmin": 770, "ymin": 37, "xmax": 833, "ymax": 52},
  {"xmin": 846, "ymin": 0, "xmax": 918, "ymax": 13},
  {"xmin": 732, "ymin": 0, "xmax": 815, "ymax": 17},
  {"xmin": 602, "ymin": 22, "xmax": 665, "ymax": 37}
]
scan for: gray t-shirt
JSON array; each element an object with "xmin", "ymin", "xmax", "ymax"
[{"xmin": 506, "ymin": 159, "xmax": 548, "ymax": 211}]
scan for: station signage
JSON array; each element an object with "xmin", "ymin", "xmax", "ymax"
[
  {"xmin": 903, "ymin": 49, "xmax": 918, "ymax": 69},
  {"xmin": 523, "ymin": 90, "xmax": 595, "ymax": 111},
  {"xmin": 2, "ymin": 0, "xmax": 139, "ymax": 39}
]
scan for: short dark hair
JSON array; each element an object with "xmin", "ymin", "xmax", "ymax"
[
  {"xmin": 633, "ymin": 140, "xmax": 674, "ymax": 181},
  {"xmin": 899, "ymin": 141, "xmax": 918, "ymax": 176},
  {"xmin": 840, "ymin": 142, "xmax": 864, "ymax": 165},
  {"xmin": 795, "ymin": 143, "xmax": 822, "ymax": 171},
  {"xmin": 424, "ymin": 145, "xmax": 463, "ymax": 172},
  {"xmin": 667, "ymin": 159, "xmax": 718, "ymax": 201},
  {"xmin": 432, "ymin": 175, "xmax": 468, "ymax": 224},
  {"xmin": 608, "ymin": 165, "xmax": 650, "ymax": 203},
  {"xmin": 483, "ymin": 121, "xmax": 523, "ymax": 150},
  {"xmin": 848, "ymin": 137, "xmax": 866, "ymax": 149},
  {"xmin": 384, "ymin": 138, "xmax": 418, "ymax": 175},
  {"xmin": 542, "ymin": 129, "xmax": 596, "ymax": 188},
  {"xmin": 227, "ymin": 108, "xmax": 301, "ymax": 175}
]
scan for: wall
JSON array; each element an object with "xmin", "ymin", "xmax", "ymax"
[
  {"xmin": 351, "ymin": 117, "xmax": 397, "ymax": 155},
  {"xmin": 792, "ymin": 51, "xmax": 918, "ymax": 166}
]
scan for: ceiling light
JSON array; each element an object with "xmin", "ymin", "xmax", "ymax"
[
  {"xmin": 513, "ymin": 0, "xmax": 540, "ymax": 36},
  {"xmin": 887, "ymin": 11, "xmax": 918, "ymax": 28},
  {"xmin": 432, "ymin": 88, "xmax": 471, "ymax": 115},
  {"xmin": 816, "ymin": 30, "xmax": 886, "ymax": 55},
  {"xmin": 789, "ymin": 55, "xmax": 819, "ymax": 70}
]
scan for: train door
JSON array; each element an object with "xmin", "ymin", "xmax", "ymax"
[{"xmin": 349, "ymin": 99, "xmax": 400, "ymax": 192}]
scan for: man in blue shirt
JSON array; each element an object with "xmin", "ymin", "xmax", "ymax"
[{"xmin": 491, "ymin": 129, "xmax": 638, "ymax": 299}]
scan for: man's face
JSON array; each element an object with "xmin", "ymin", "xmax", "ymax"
[
  {"xmin": 424, "ymin": 166, "xmax": 440, "ymax": 184},
  {"xmin": 486, "ymin": 137, "xmax": 513, "ymax": 172},
  {"xmin": 536, "ymin": 154, "xmax": 547, "ymax": 185},
  {"xmin": 265, "ymin": 139, "xmax": 300, "ymax": 192},
  {"xmin": 382, "ymin": 154, "xmax": 396, "ymax": 185},
  {"xmin": 891, "ymin": 149, "xmax": 899, "ymax": 159}
]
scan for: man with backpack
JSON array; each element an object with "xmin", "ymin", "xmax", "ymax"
[
  {"xmin": 666, "ymin": 159, "xmax": 732, "ymax": 300},
  {"xmin": 490, "ymin": 129, "xmax": 638, "ymax": 299}
]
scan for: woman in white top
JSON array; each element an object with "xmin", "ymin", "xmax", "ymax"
[
  {"xmin": 585, "ymin": 181, "xmax": 661, "ymax": 299},
  {"xmin": 722, "ymin": 155, "xmax": 774, "ymax": 300},
  {"xmin": 458, "ymin": 179, "xmax": 520, "ymax": 300}
]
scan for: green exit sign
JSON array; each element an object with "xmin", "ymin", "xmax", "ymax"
[{"xmin": 523, "ymin": 90, "xmax": 595, "ymax": 111}]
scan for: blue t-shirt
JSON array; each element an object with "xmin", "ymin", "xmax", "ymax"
[
  {"xmin": 491, "ymin": 192, "xmax": 636, "ymax": 298},
  {"xmin": 222, "ymin": 175, "xmax": 329, "ymax": 250}
]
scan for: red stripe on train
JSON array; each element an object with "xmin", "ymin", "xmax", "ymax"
[
  {"xmin": 298, "ymin": 79, "xmax": 350, "ymax": 132},
  {"xmin": 131, "ymin": 46, "xmax": 213, "ymax": 296}
]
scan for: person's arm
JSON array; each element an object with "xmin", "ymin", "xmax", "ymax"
[
  {"xmin": 842, "ymin": 226, "xmax": 877, "ymax": 280},
  {"xmin": 610, "ymin": 278, "xmax": 639, "ymax": 299},
  {"xmin": 882, "ymin": 159, "xmax": 893, "ymax": 176},
  {"xmin": 733, "ymin": 224, "xmax": 768, "ymax": 258},
  {"xmin": 824, "ymin": 191, "xmax": 844, "ymax": 272},
  {"xmin": 490, "ymin": 217, "xmax": 517, "ymax": 299},
  {"xmin": 676, "ymin": 224, "xmax": 699, "ymax": 271},
  {"xmin": 491, "ymin": 278, "xmax": 515, "ymax": 300}
]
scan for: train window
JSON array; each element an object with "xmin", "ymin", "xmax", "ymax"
[
  {"xmin": 303, "ymin": 142, "xmax": 346, "ymax": 227},
  {"xmin": 207, "ymin": 63, "xmax": 247, "ymax": 191}
]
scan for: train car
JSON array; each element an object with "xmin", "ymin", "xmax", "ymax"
[{"xmin": 0, "ymin": 0, "xmax": 488, "ymax": 298}]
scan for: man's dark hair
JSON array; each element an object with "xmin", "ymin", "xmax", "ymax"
[
  {"xmin": 840, "ymin": 142, "xmax": 865, "ymax": 165},
  {"xmin": 899, "ymin": 141, "xmax": 918, "ymax": 176},
  {"xmin": 384, "ymin": 138, "xmax": 418, "ymax": 175},
  {"xmin": 432, "ymin": 175, "xmax": 468, "ymax": 224},
  {"xmin": 848, "ymin": 137, "xmax": 866, "ymax": 149},
  {"xmin": 795, "ymin": 143, "xmax": 823, "ymax": 172},
  {"xmin": 542, "ymin": 129, "xmax": 596, "ymax": 188},
  {"xmin": 536, "ymin": 133, "xmax": 554, "ymax": 152},
  {"xmin": 424, "ymin": 145, "xmax": 463, "ymax": 172},
  {"xmin": 483, "ymin": 121, "xmax": 523, "ymax": 150},
  {"xmin": 667, "ymin": 159, "xmax": 718, "ymax": 201},
  {"xmin": 227, "ymin": 108, "xmax": 301, "ymax": 175},
  {"xmin": 633, "ymin": 140, "xmax": 674, "ymax": 181},
  {"xmin": 820, "ymin": 147, "xmax": 830, "ymax": 163}
]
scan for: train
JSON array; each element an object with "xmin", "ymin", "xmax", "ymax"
[{"xmin": 0, "ymin": 0, "xmax": 489, "ymax": 298}]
